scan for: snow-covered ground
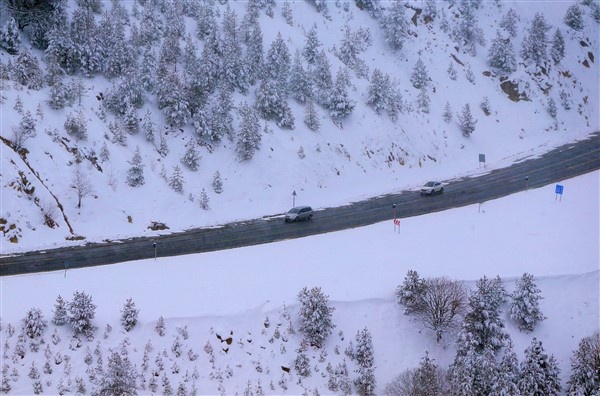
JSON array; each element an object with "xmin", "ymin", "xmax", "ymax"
[{"xmin": 1, "ymin": 170, "xmax": 597, "ymax": 394}]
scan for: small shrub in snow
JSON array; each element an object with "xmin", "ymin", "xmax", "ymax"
[
  {"xmin": 120, "ymin": 297, "xmax": 139, "ymax": 332},
  {"xmin": 481, "ymin": 97, "xmax": 491, "ymax": 116},
  {"xmin": 509, "ymin": 273, "xmax": 545, "ymax": 332},
  {"xmin": 297, "ymin": 286, "xmax": 336, "ymax": 348},
  {"xmin": 443, "ymin": 102, "xmax": 453, "ymax": 123},
  {"xmin": 547, "ymin": 97, "xmax": 558, "ymax": 119},
  {"xmin": 212, "ymin": 171, "xmax": 223, "ymax": 194},
  {"xmin": 564, "ymin": 4, "xmax": 584, "ymax": 31},
  {"xmin": 23, "ymin": 308, "xmax": 46, "ymax": 340},
  {"xmin": 447, "ymin": 62, "xmax": 457, "ymax": 80},
  {"xmin": 155, "ymin": 316, "xmax": 166, "ymax": 336}
]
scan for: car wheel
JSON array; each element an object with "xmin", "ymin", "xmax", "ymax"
[{"xmin": 440, "ymin": 187, "xmax": 444, "ymax": 193}]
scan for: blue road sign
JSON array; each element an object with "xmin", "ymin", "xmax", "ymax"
[{"xmin": 555, "ymin": 184, "xmax": 564, "ymax": 195}]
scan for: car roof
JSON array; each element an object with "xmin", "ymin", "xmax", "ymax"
[{"xmin": 290, "ymin": 205, "xmax": 311, "ymax": 210}]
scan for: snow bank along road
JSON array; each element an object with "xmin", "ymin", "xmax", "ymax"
[{"xmin": 1, "ymin": 132, "xmax": 599, "ymax": 276}]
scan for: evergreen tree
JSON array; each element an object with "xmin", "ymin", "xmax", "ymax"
[
  {"xmin": 94, "ymin": 350, "xmax": 138, "ymax": 395},
  {"xmin": 313, "ymin": 50, "xmax": 333, "ymax": 104},
  {"xmin": 53, "ymin": 295, "xmax": 68, "ymax": 326},
  {"xmin": 328, "ymin": 69, "xmax": 356, "ymax": 120},
  {"xmin": 367, "ymin": 68, "xmax": 389, "ymax": 115},
  {"xmin": 488, "ymin": 30, "xmax": 517, "ymax": 74},
  {"xmin": 221, "ymin": 6, "xmax": 248, "ymax": 93},
  {"xmin": 379, "ymin": 0, "xmax": 409, "ymax": 51},
  {"xmin": 443, "ymin": 101, "xmax": 453, "ymax": 123},
  {"xmin": 11, "ymin": 110, "xmax": 37, "ymax": 150},
  {"xmin": 192, "ymin": 106, "xmax": 211, "ymax": 139},
  {"xmin": 126, "ymin": 146, "xmax": 145, "ymax": 187},
  {"xmin": 169, "ymin": 166, "xmax": 185, "ymax": 193},
  {"xmin": 412, "ymin": 352, "xmax": 447, "ymax": 396},
  {"xmin": 354, "ymin": 327, "xmax": 376, "ymax": 395},
  {"xmin": 423, "ymin": 0, "xmax": 437, "ymax": 22},
  {"xmin": 518, "ymin": 338, "xmax": 561, "ymax": 396},
  {"xmin": 449, "ymin": 345, "xmax": 499, "ymax": 396},
  {"xmin": 289, "ymin": 50, "xmax": 313, "ymax": 104},
  {"xmin": 396, "ymin": 270, "xmax": 426, "ymax": 315},
  {"xmin": 547, "ymin": 97, "xmax": 558, "ymax": 119},
  {"xmin": 155, "ymin": 316, "xmax": 166, "ymax": 336},
  {"xmin": 303, "ymin": 23, "xmax": 321, "ymax": 64},
  {"xmin": 12, "ymin": 50, "xmax": 44, "ymax": 90},
  {"xmin": 69, "ymin": 6, "xmax": 102, "ymax": 76},
  {"xmin": 521, "ymin": 13, "xmax": 551, "ymax": 69},
  {"xmin": 564, "ymin": 4, "xmax": 584, "ymax": 31},
  {"xmin": 294, "ymin": 348, "xmax": 311, "ymax": 377},
  {"xmin": 23, "ymin": 308, "xmax": 47, "ymax": 340},
  {"xmin": 236, "ymin": 103, "xmax": 262, "ymax": 161},
  {"xmin": 212, "ymin": 171, "xmax": 223, "ymax": 194},
  {"xmin": 452, "ymin": 0, "xmax": 486, "ymax": 56},
  {"xmin": 211, "ymin": 85, "xmax": 235, "ymax": 141},
  {"xmin": 265, "ymin": 32, "xmax": 291, "ymax": 87},
  {"xmin": 387, "ymin": 82, "xmax": 404, "ymax": 123},
  {"xmin": 550, "ymin": 28, "xmax": 565, "ymax": 65},
  {"xmin": 417, "ymin": 89, "xmax": 430, "ymax": 113},
  {"xmin": 68, "ymin": 290, "xmax": 97, "ymax": 337},
  {"xmin": 139, "ymin": 1, "xmax": 162, "ymax": 45},
  {"xmin": 64, "ymin": 110, "xmax": 88, "ymax": 141},
  {"xmin": 458, "ymin": 103, "xmax": 477, "ymax": 137},
  {"xmin": 199, "ymin": 188, "xmax": 210, "ymax": 210},
  {"xmin": 490, "ymin": 341, "xmax": 520, "ymax": 396},
  {"xmin": 567, "ymin": 332, "xmax": 600, "ymax": 396},
  {"xmin": 120, "ymin": 298, "xmax": 139, "ymax": 332},
  {"xmin": 337, "ymin": 25, "xmax": 371, "ymax": 76},
  {"xmin": 410, "ymin": 58, "xmax": 429, "ymax": 89},
  {"xmin": 500, "ymin": 8, "xmax": 519, "ymax": 38},
  {"xmin": 447, "ymin": 62, "xmax": 458, "ymax": 80},
  {"xmin": 0, "ymin": 17, "xmax": 21, "ymax": 55},
  {"xmin": 282, "ymin": 0, "xmax": 294, "ymax": 25},
  {"xmin": 297, "ymin": 286, "xmax": 335, "ymax": 348},
  {"xmin": 255, "ymin": 79, "xmax": 294, "ymax": 129},
  {"xmin": 181, "ymin": 145, "xmax": 201, "ymax": 171},
  {"xmin": 509, "ymin": 273, "xmax": 545, "ymax": 332},
  {"xmin": 304, "ymin": 100, "xmax": 321, "ymax": 131},
  {"xmin": 195, "ymin": 1, "xmax": 217, "ymax": 40},
  {"xmin": 244, "ymin": 23, "xmax": 264, "ymax": 85}
]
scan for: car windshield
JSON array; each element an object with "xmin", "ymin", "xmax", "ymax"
[
  {"xmin": 424, "ymin": 181, "xmax": 435, "ymax": 187},
  {"xmin": 288, "ymin": 208, "xmax": 300, "ymax": 213}
]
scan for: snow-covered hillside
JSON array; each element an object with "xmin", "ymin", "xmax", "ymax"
[{"xmin": 0, "ymin": 0, "xmax": 598, "ymax": 253}]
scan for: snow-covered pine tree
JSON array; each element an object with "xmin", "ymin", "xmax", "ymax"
[
  {"xmin": 500, "ymin": 8, "xmax": 519, "ymax": 38},
  {"xmin": 452, "ymin": 0, "xmax": 486, "ymax": 56},
  {"xmin": 181, "ymin": 145, "xmax": 201, "ymax": 171},
  {"xmin": 443, "ymin": 101, "xmax": 453, "ymax": 123},
  {"xmin": 303, "ymin": 24, "xmax": 321, "ymax": 64},
  {"xmin": 509, "ymin": 272, "xmax": 545, "ymax": 332},
  {"xmin": 289, "ymin": 50, "xmax": 313, "ymax": 104},
  {"xmin": 95, "ymin": 350, "xmax": 138, "ymax": 395},
  {"xmin": 155, "ymin": 316, "xmax": 166, "ymax": 336},
  {"xmin": 297, "ymin": 286, "xmax": 335, "ymax": 348},
  {"xmin": 11, "ymin": 110, "xmax": 37, "ymax": 150},
  {"xmin": 379, "ymin": 0, "xmax": 409, "ymax": 51},
  {"xmin": 417, "ymin": 89, "xmax": 430, "ymax": 113},
  {"xmin": 410, "ymin": 58, "xmax": 429, "ymax": 89},
  {"xmin": 312, "ymin": 49, "xmax": 334, "ymax": 104},
  {"xmin": 12, "ymin": 50, "xmax": 44, "ymax": 90},
  {"xmin": 458, "ymin": 103, "xmax": 477, "ymax": 137},
  {"xmin": 53, "ymin": 295, "xmax": 68, "ymax": 326},
  {"xmin": 236, "ymin": 103, "xmax": 262, "ymax": 161},
  {"xmin": 490, "ymin": 340, "xmax": 520, "ymax": 396},
  {"xmin": 255, "ymin": 79, "xmax": 295, "ymax": 129},
  {"xmin": 0, "ymin": 17, "xmax": 21, "ymax": 55},
  {"xmin": 386, "ymin": 81, "xmax": 404, "ymax": 123},
  {"xmin": 564, "ymin": 4, "xmax": 584, "ymax": 31},
  {"xmin": 396, "ymin": 269, "xmax": 427, "ymax": 315},
  {"xmin": 367, "ymin": 68, "xmax": 389, "ymax": 115},
  {"xmin": 220, "ymin": 6, "xmax": 248, "ymax": 94},
  {"xmin": 412, "ymin": 352, "xmax": 447, "ymax": 395},
  {"xmin": 518, "ymin": 338, "xmax": 561, "ymax": 395},
  {"xmin": 567, "ymin": 332, "xmax": 600, "ymax": 395},
  {"xmin": 126, "ymin": 146, "xmax": 145, "ymax": 187},
  {"xmin": 282, "ymin": 1, "xmax": 293, "ymax": 25},
  {"xmin": 304, "ymin": 100, "xmax": 321, "ymax": 131},
  {"xmin": 265, "ymin": 32, "xmax": 291, "ymax": 87},
  {"xmin": 192, "ymin": 106, "xmax": 211, "ymax": 140},
  {"xmin": 488, "ymin": 30, "xmax": 517, "ymax": 74},
  {"xmin": 354, "ymin": 327, "xmax": 376, "ymax": 395},
  {"xmin": 244, "ymin": 22, "xmax": 264, "ymax": 85},
  {"xmin": 64, "ymin": 110, "xmax": 88, "ymax": 141},
  {"xmin": 120, "ymin": 298, "xmax": 139, "ymax": 332},
  {"xmin": 328, "ymin": 69, "xmax": 356, "ymax": 120},
  {"xmin": 447, "ymin": 62, "xmax": 458, "ymax": 80},
  {"xmin": 68, "ymin": 290, "xmax": 97, "ymax": 338},
  {"xmin": 337, "ymin": 360, "xmax": 353, "ymax": 395},
  {"xmin": 423, "ymin": 0, "xmax": 437, "ymax": 22},
  {"xmin": 481, "ymin": 97, "xmax": 491, "ymax": 116},
  {"xmin": 23, "ymin": 308, "xmax": 47, "ymax": 340},
  {"xmin": 521, "ymin": 12, "xmax": 551, "ymax": 69},
  {"xmin": 449, "ymin": 345, "xmax": 499, "ymax": 396},
  {"xmin": 294, "ymin": 349, "xmax": 311, "ymax": 377},
  {"xmin": 211, "ymin": 85, "xmax": 235, "ymax": 141},
  {"xmin": 199, "ymin": 188, "xmax": 210, "ymax": 210},
  {"xmin": 550, "ymin": 28, "xmax": 565, "ymax": 65},
  {"xmin": 212, "ymin": 171, "xmax": 223, "ymax": 194},
  {"xmin": 169, "ymin": 166, "xmax": 185, "ymax": 193},
  {"xmin": 547, "ymin": 97, "xmax": 558, "ymax": 119}
]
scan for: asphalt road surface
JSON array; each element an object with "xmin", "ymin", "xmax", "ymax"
[{"xmin": 2, "ymin": 132, "xmax": 599, "ymax": 276}]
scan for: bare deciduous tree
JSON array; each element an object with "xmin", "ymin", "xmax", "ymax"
[
  {"xmin": 71, "ymin": 166, "xmax": 94, "ymax": 209},
  {"xmin": 414, "ymin": 277, "xmax": 466, "ymax": 342}
]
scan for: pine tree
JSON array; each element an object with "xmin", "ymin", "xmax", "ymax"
[
  {"xmin": 236, "ymin": 103, "xmax": 262, "ymax": 161},
  {"xmin": 120, "ymin": 298, "xmax": 139, "ymax": 332},
  {"xmin": 547, "ymin": 97, "xmax": 558, "ymax": 119},
  {"xmin": 169, "ymin": 166, "xmax": 185, "ymax": 193},
  {"xmin": 567, "ymin": 332, "xmax": 600, "ymax": 396},
  {"xmin": 11, "ymin": 111, "xmax": 37, "ymax": 150},
  {"xmin": 412, "ymin": 352, "xmax": 447, "ymax": 395},
  {"xmin": 68, "ymin": 290, "xmax": 97, "ymax": 337},
  {"xmin": 212, "ymin": 171, "xmax": 223, "ymax": 194},
  {"xmin": 550, "ymin": 28, "xmax": 565, "ymax": 65},
  {"xmin": 354, "ymin": 327, "xmax": 376, "ymax": 395},
  {"xmin": 303, "ymin": 24, "xmax": 321, "ymax": 64},
  {"xmin": 211, "ymin": 86, "xmax": 235, "ymax": 141},
  {"xmin": 447, "ymin": 62, "xmax": 458, "ymax": 80},
  {"xmin": 126, "ymin": 146, "xmax": 145, "ymax": 187},
  {"xmin": 64, "ymin": 110, "xmax": 88, "ymax": 141},
  {"xmin": 244, "ymin": 22, "xmax": 264, "ymax": 85},
  {"xmin": 255, "ymin": 79, "xmax": 294, "ymax": 128},
  {"xmin": 12, "ymin": 50, "xmax": 44, "ymax": 90},
  {"xmin": 488, "ymin": 30, "xmax": 517, "ymax": 74},
  {"xmin": 521, "ymin": 13, "xmax": 551, "ymax": 69},
  {"xmin": 410, "ymin": 58, "xmax": 429, "ymax": 89},
  {"xmin": 380, "ymin": 0, "xmax": 409, "ymax": 51},
  {"xmin": 23, "ymin": 308, "xmax": 47, "ymax": 340},
  {"xmin": 0, "ymin": 17, "xmax": 21, "ymax": 55},
  {"xmin": 443, "ymin": 101, "xmax": 453, "ymax": 123},
  {"xmin": 490, "ymin": 341, "xmax": 520, "ymax": 396},
  {"xmin": 417, "ymin": 89, "xmax": 430, "ymax": 113},
  {"xmin": 53, "ymin": 295, "xmax": 68, "ymax": 325},
  {"xmin": 95, "ymin": 350, "xmax": 138, "ymax": 395},
  {"xmin": 181, "ymin": 145, "xmax": 201, "ymax": 171},
  {"xmin": 297, "ymin": 286, "xmax": 335, "ymax": 348},
  {"xmin": 481, "ymin": 97, "xmax": 491, "ymax": 116},
  {"xmin": 155, "ymin": 316, "xmax": 166, "ymax": 336},
  {"xmin": 282, "ymin": 0, "xmax": 294, "ymax": 25},
  {"xmin": 199, "ymin": 188, "xmax": 210, "ymax": 210},
  {"xmin": 500, "ymin": 8, "xmax": 519, "ymax": 38},
  {"xmin": 518, "ymin": 338, "xmax": 561, "ymax": 395},
  {"xmin": 458, "ymin": 103, "xmax": 477, "ymax": 137},
  {"xmin": 313, "ymin": 50, "xmax": 333, "ymax": 103},
  {"xmin": 509, "ymin": 273, "xmax": 545, "ymax": 332},
  {"xmin": 294, "ymin": 349, "xmax": 311, "ymax": 377},
  {"xmin": 449, "ymin": 345, "xmax": 499, "ymax": 396},
  {"xmin": 564, "ymin": 4, "xmax": 584, "ymax": 31},
  {"xmin": 452, "ymin": 0, "xmax": 486, "ymax": 56},
  {"xmin": 289, "ymin": 50, "xmax": 313, "ymax": 104},
  {"xmin": 367, "ymin": 68, "xmax": 389, "ymax": 115},
  {"xmin": 328, "ymin": 69, "xmax": 355, "ymax": 120},
  {"xmin": 304, "ymin": 100, "xmax": 321, "ymax": 131},
  {"xmin": 396, "ymin": 270, "xmax": 427, "ymax": 315},
  {"xmin": 265, "ymin": 32, "xmax": 291, "ymax": 86}
]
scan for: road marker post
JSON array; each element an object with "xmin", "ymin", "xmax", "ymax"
[
  {"xmin": 153, "ymin": 241, "xmax": 157, "ymax": 260},
  {"xmin": 292, "ymin": 190, "xmax": 297, "ymax": 207},
  {"xmin": 555, "ymin": 184, "xmax": 564, "ymax": 201},
  {"xmin": 525, "ymin": 176, "xmax": 529, "ymax": 192}
]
